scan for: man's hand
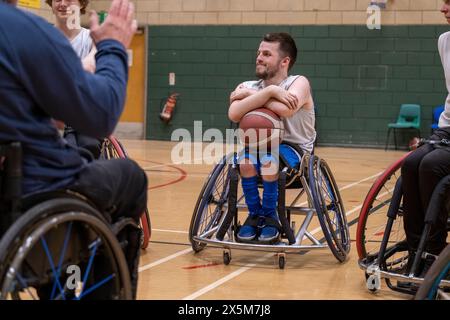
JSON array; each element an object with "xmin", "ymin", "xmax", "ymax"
[
  {"xmin": 230, "ymin": 86, "xmax": 257, "ymax": 103},
  {"xmin": 89, "ymin": 0, "xmax": 137, "ymax": 48},
  {"xmin": 269, "ymin": 85, "xmax": 299, "ymax": 110}
]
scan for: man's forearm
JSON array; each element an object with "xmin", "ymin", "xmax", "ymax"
[
  {"xmin": 265, "ymin": 99, "xmax": 296, "ymax": 118},
  {"xmin": 228, "ymin": 86, "xmax": 273, "ymax": 122}
]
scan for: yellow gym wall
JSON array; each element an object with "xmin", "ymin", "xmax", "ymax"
[
  {"xmin": 122, "ymin": 32, "xmax": 145, "ymax": 123},
  {"xmin": 25, "ymin": 0, "xmax": 448, "ymax": 26}
]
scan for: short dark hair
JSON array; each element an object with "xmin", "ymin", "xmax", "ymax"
[
  {"xmin": 45, "ymin": 0, "xmax": 90, "ymax": 15},
  {"xmin": 262, "ymin": 32, "xmax": 297, "ymax": 70}
]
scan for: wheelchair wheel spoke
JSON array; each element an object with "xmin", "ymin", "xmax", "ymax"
[
  {"xmin": 40, "ymin": 236, "xmax": 66, "ymax": 300},
  {"xmin": 78, "ymin": 238, "xmax": 99, "ymax": 298},
  {"xmin": 50, "ymin": 222, "xmax": 73, "ymax": 300},
  {"xmin": 76, "ymin": 274, "xmax": 115, "ymax": 300}
]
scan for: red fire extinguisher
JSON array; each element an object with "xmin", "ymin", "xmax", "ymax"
[{"xmin": 159, "ymin": 93, "xmax": 179, "ymax": 123}]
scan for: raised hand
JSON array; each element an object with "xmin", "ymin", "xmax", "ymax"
[{"xmin": 89, "ymin": 0, "xmax": 137, "ymax": 48}]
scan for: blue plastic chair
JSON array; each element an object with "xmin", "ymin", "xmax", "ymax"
[
  {"xmin": 385, "ymin": 104, "xmax": 421, "ymax": 150},
  {"xmin": 431, "ymin": 105, "xmax": 445, "ymax": 133}
]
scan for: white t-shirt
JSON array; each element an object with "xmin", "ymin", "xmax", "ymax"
[
  {"xmin": 438, "ymin": 31, "xmax": 450, "ymax": 128},
  {"xmin": 71, "ymin": 27, "xmax": 93, "ymax": 60}
]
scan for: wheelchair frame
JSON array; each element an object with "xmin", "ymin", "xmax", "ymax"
[
  {"xmin": 0, "ymin": 142, "xmax": 137, "ymax": 300},
  {"xmin": 189, "ymin": 148, "xmax": 350, "ymax": 269},
  {"xmin": 357, "ymin": 148, "xmax": 450, "ymax": 295}
]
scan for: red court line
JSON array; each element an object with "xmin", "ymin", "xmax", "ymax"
[
  {"xmin": 182, "ymin": 263, "xmax": 221, "ymax": 270},
  {"xmin": 135, "ymin": 159, "xmax": 188, "ymax": 190}
]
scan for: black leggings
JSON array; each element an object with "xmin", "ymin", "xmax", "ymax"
[{"xmin": 401, "ymin": 128, "xmax": 450, "ymax": 255}]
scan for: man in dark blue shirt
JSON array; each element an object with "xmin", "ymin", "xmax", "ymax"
[{"xmin": 0, "ymin": 0, "xmax": 147, "ymax": 298}]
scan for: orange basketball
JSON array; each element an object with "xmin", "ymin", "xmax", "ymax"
[{"xmin": 238, "ymin": 107, "xmax": 284, "ymax": 148}]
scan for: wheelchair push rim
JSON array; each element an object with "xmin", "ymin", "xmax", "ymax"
[
  {"xmin": 356, "ymin": 152, "xmax": 410, "ymax": 260},
  {"xmin": 309, "ymin": 155, "xmax": 350, "ymax": 262}
]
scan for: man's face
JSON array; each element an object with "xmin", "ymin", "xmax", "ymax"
[
  {"xmin": 255, "ymin": 41, "xmax": 286, "ymax": 80},
  {"xmin": 51, "ymin": 0, "xmax": 81, "ymax": 20},
  {"xmin": 441, "ymin": 0, "xmax": 450, "ymax": 24}
]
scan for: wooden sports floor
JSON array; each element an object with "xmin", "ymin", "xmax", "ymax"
[{"xmin": 123, "ymin": 139, "xmax": 411, "ymax": 300}]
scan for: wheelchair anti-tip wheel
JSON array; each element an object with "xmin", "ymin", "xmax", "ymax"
[
  {"xmin": 278, "ymin": 253, "xmax": 286, "ymax": 270},
  {"xmin": 223, "ymin": 250, "xmax": 231, "ymax": 265}
]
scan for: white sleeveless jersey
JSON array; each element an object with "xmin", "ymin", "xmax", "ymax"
[
  {"xmin": 242, "ymin": 75, "xmax": 316, "ymax": 153},
  {"xmin": 71, "ymin": 27, "xmax": 93, "ymax": 59}
]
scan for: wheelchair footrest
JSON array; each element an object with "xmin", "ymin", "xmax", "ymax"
[{"xmin": 235, "ymin": 237, "xmax": 282, "ymax": 246}]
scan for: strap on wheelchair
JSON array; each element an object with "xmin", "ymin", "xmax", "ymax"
[
  {"xmin": 216, "ymin": 165, "xmax": 239, "ymax": 241},
  {"xmin": 419, "ymin": 138, "xmax": 450, "ymax": 149},
  {"xmin": 260, "ymin": 215, "xmax": 282, "ymax": 231},
  {"xmin": 240, "ymin": 215, "xmax": 282, "ymax": 231}
]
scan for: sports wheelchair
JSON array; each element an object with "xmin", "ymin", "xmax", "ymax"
[
  {"xmin": 100, "ymin": 136, "xmax": 151, "ymax": 249},
  {"xmin": 189, "ymin": 142, "xmax": 350, "ymax": 269},
  {"xmin": 357, "ymin": 139, "xmax": 450, "ymax": 296},
  {"xmin": 0, "ymin": 142, "xmax": 139, "ymax": 300}
]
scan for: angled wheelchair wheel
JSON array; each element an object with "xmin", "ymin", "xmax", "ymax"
[
  {"xmin": 309, "ymin": 155, "xmax": 350, "ymax": 262},
  {"xmin": 189, "ymin": 155, "xmax": 232, "ymax": 252},
  {"xmin": 100, "ymin": 136, "xmax": 151, "ymax": 249},
  {"xmin": 415, "ymin": 244, "xmax": 450, "ymax": 300},
  {"xmin": 356, "ymin": 152, "xmax": 410, "ymax": 260},
  {"xmin": 0, "ymin": 198, "xmax": 132, "ymax": 300}
]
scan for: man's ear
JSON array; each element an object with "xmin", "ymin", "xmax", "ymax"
[{"xmin": 281, "ymin": 56, "xmax": 291, "ymax": 69}]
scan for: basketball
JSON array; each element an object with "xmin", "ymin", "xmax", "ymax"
[{"xmin": 238, "ymin": 107, "xmax": 284, "ymax": 148}]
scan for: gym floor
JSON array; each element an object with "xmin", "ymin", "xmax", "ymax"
[{"xmin": 123, "ymin": 139, "xmax": 410, "ymax": 300}]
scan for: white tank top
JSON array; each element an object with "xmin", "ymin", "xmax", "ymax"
[
  {"xmin": 242, "ymin": 75, "xmax": 317, "ymax": 153},
  {"xmin": 70, "ymin": 27, "xmax": 93, "ymax": 59}
]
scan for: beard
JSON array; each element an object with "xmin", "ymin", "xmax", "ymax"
[{"xmin": 255, "ymin": 63, "xmax": 280, "ymax": 80}]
